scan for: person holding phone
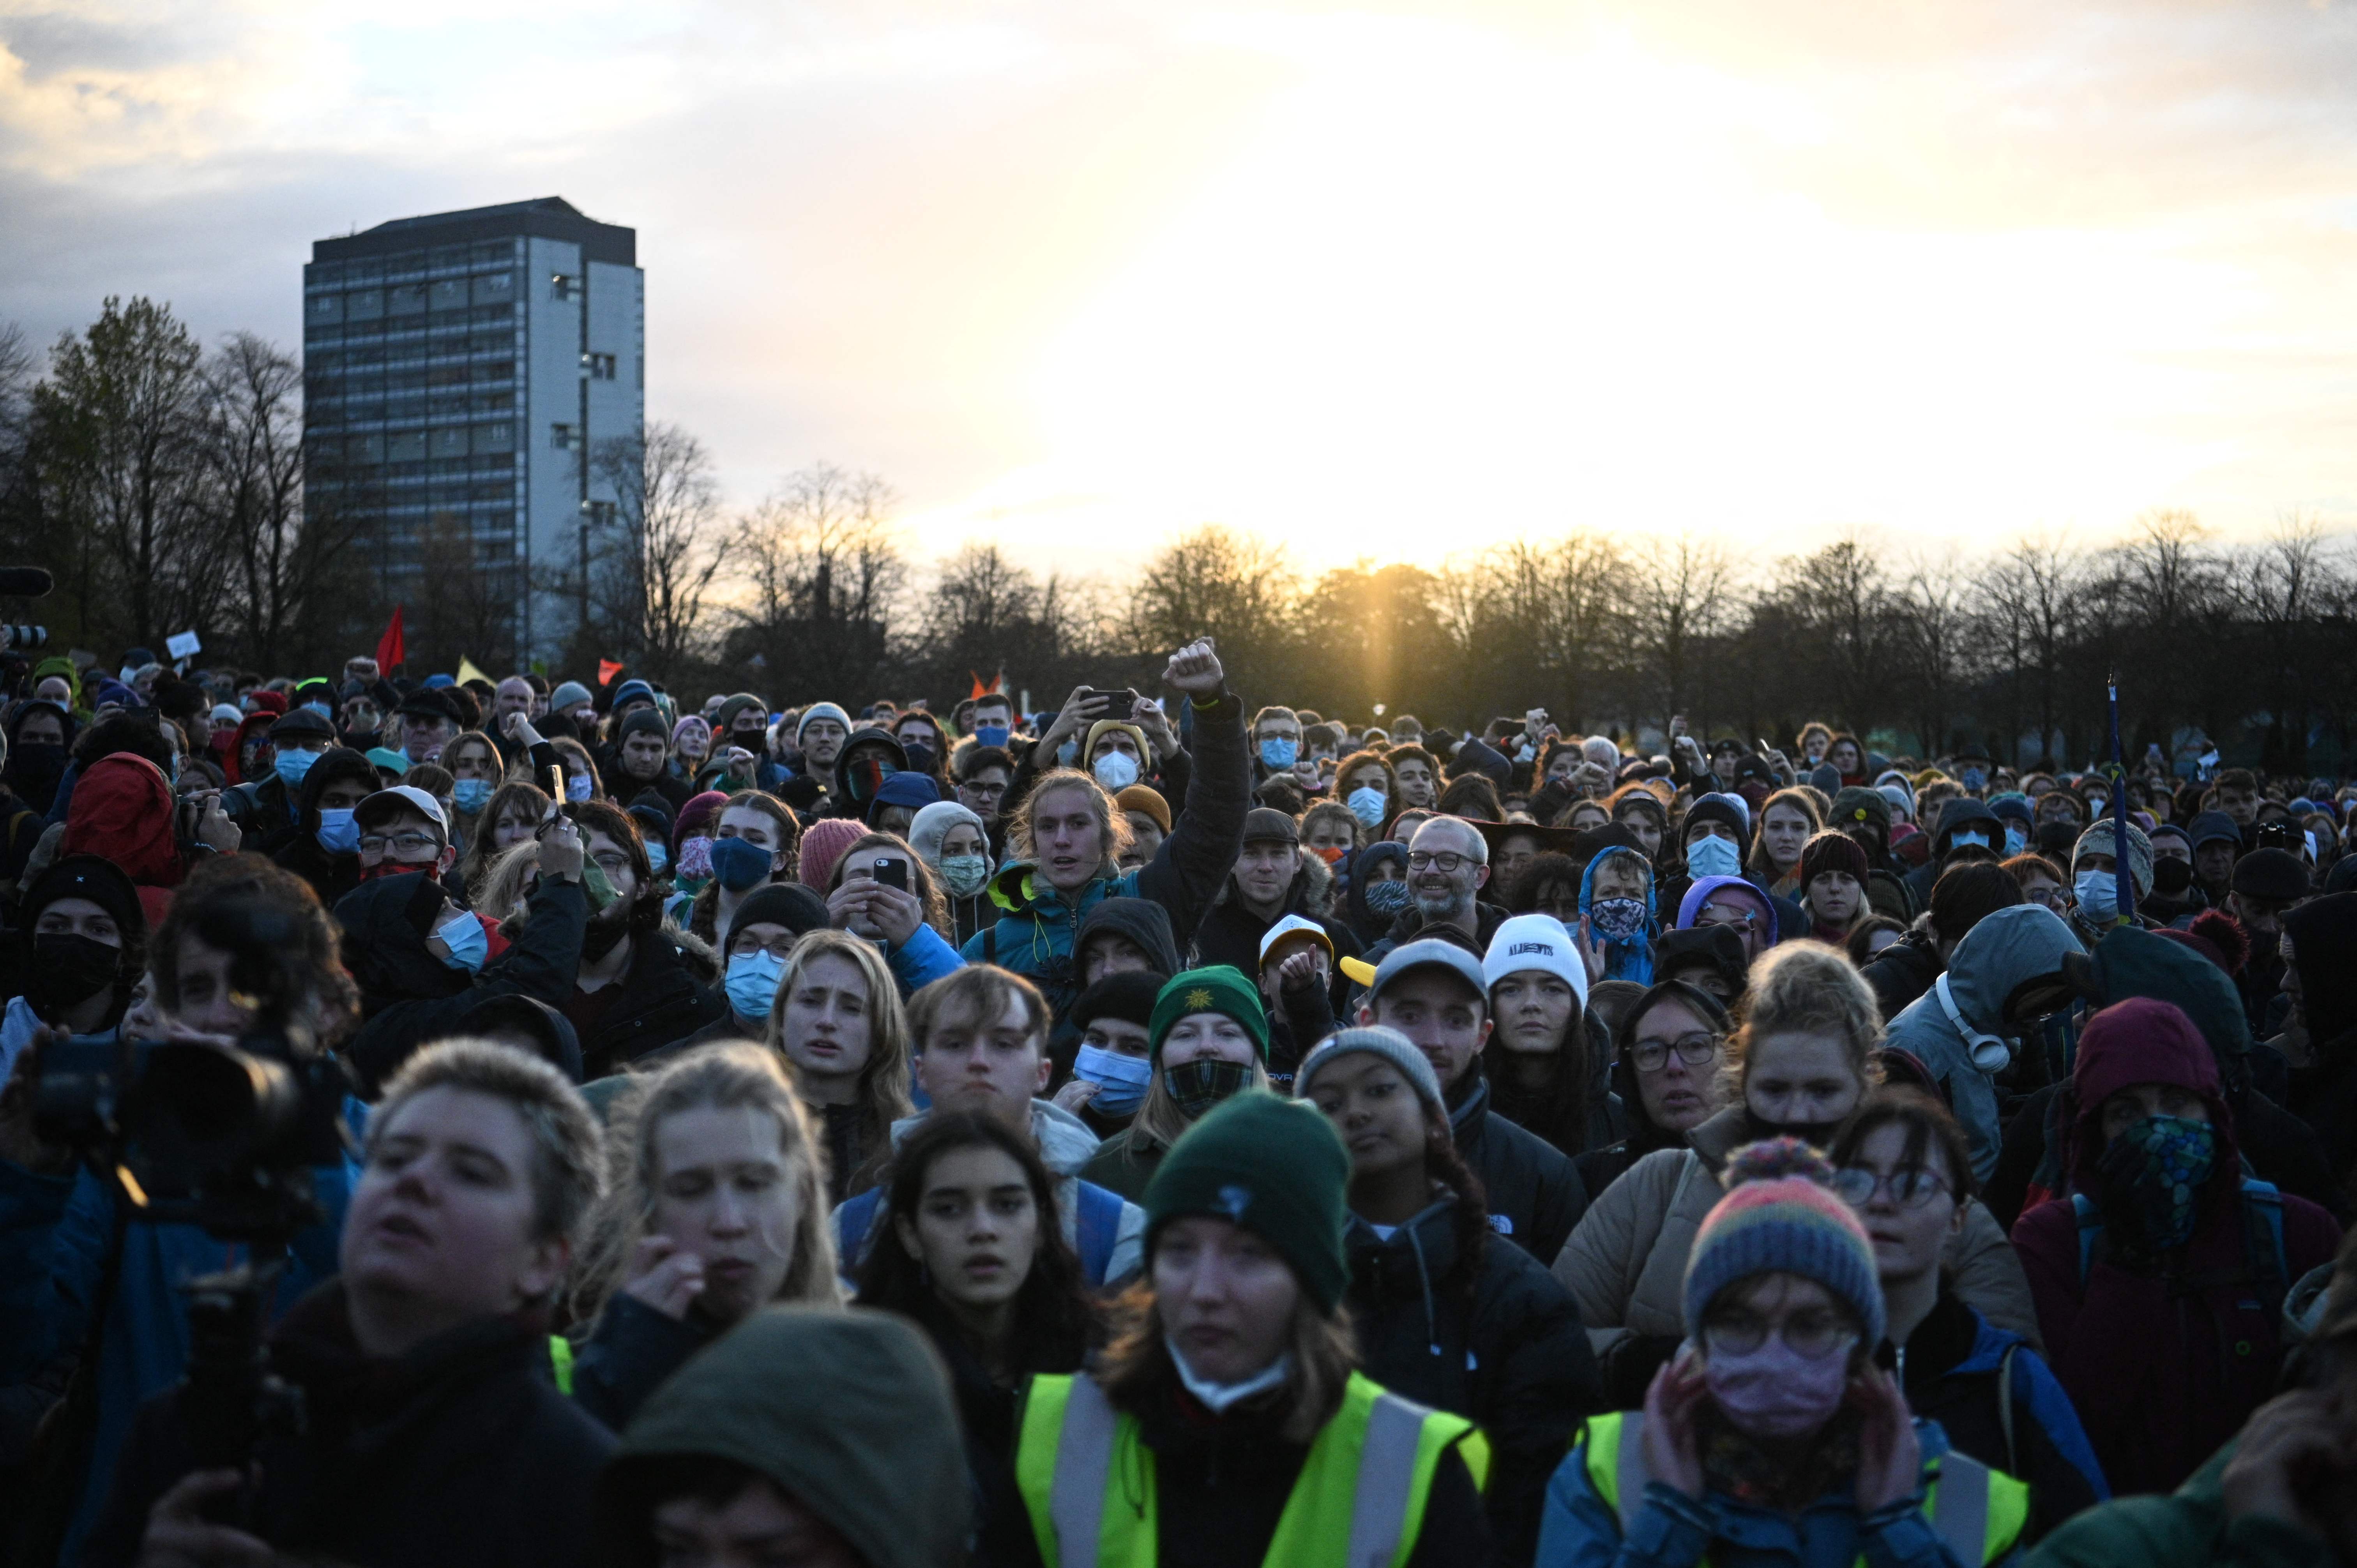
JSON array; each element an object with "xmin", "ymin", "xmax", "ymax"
[{"xmin": 823, "ymin": 830, "xmax": 966, "ymax": 999}]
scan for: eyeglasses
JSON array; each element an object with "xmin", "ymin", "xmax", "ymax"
[
  {"xmin": 1701, "ymin": 1314, "xmax": 1858, "ymax": 1361},
  {"xmin": 2025, "ymin": 887, "xmax": 2067, "ymax": 910},
  {"xmin": 1405, "ymin": 851, "xmax": 1473, "ymax": 873},
  {"xmin": 590, "ymin": 851, "xmax": 632, "ymax": 876},
  {"xmin": 961, "ymin": 781, "xmax": 1007, "ymax": 799},
  {"xmin": 1832, "ymin": 1165, "xmax": 1951, "ymax": 1209},
  {"xmin": 359, "ymin": 831, "xmax": 441, "ymax": 856},
  {"xmin": 1629, "ymin": 1032, "xmax": 1719, "ymax": 1072},
  {"xmin": 1696, "ymin": 908, "xmax": 1759, "ymax": 932}
]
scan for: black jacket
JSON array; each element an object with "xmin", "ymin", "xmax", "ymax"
[
  {"xmin": 85, "ymin": 1281, "xmax": 613, "ymax": 1568},
  {"xmin": 569, "ymin": 1293, "xmax": 719, "ymax": 1433},
  {"xmin": 1344, "ymin": 1196, "xmax": 1599, "ymax": 1566},
  {"xmin": 1025, "ymin": 1372, "xmax": 1494, "ymax": 1568},
  {"xmin": 1187, "ymin": 862, "xmax": 1360, "ymax": 988},
  {"xmin": 1862, "ymin": 928, "xmax": 1942, "ymax": 1022},
  {"xmin": 1481, "ymin": 1014, "xmax": 1624, "ymax": 1162},
  {"xmin": 1447, "ymin": 1075, "xmax": 1587, "ymax": 1263},
  {"xmin": 570, "ymin": 925, "xmax": 729, "ymax": 1079},
  {"xmin": 1874, "ymin": 1288, "xmax": 2103, "ymax": 1542},
  {"xmin": 339, "ymin": 873, "xmax": 591, "ymax": 1097}
]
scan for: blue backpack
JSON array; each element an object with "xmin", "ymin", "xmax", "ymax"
[
  {"xmin": 837, "ymin": 1178, "xmax": 1126, "ymax": 1286},
  {"xmin": 2070, "ymin": 1177, "xmax": 2289, "ymax": 1314}
]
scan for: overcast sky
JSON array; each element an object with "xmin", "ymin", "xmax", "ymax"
[{"xmin": 7, "ymin": 0, "xmax": 2357, "ymax": 577}]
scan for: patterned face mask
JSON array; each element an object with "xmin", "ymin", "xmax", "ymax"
[
  {"xmin": 2109, "ymin": 1113, "xmax": 2219, "ymax": 1251},
  {"xmin": 1363, "ymin": 878, "xmax": 1412, "ymax": 915},
  {"xmin": 1164, "ymin": 1059, "xmax": 1254, "ymax": 1119},
  {"xmin": 1589, "ymin": 895, "xmax": 1649, "ymax": 943}
]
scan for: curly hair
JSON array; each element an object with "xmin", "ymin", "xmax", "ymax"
[
  {"xmin": 150, "ymin": 853, "xmax": 359, "ymax": 1049},
  {"xmin": 1719, "ymin": 940, "xmax": 1883, "ymax": 1106}
]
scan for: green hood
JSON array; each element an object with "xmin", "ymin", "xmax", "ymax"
[{"xmin": 595, "ymin": 1307, "xmax": 969, "ymax": 1568}]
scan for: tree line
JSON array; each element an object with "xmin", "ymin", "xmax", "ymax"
[{"xmin": 5, "ymin": 297, "xmax": 2355, "ymax": 772}]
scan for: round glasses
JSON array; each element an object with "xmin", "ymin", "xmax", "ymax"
[
  {"xmin": 1832, "ymin": 1165, "xmax": 1951, "ymax": 1210},
  {"xmin": 1701, "ymin": 1313, "xmax": 1858, "ymax": 1361},
  {"xmin": 1629, "ymin": 1032, "xmax": 1719, "ymax": 1073}
]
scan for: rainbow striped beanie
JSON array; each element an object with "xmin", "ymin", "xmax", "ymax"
[{"xmin": 1681, "ymin": 1142, "xmax": 1885, "ymax": 1346}]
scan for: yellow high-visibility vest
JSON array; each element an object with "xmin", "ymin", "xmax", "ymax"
[
  {"xmin": 1015, "ymin": 1370, "xmax": 1485, "ymax": 1568},
  {"xmin": 1579, "ymin": 1411, "xmax": 2029, "ymax": 1566}
]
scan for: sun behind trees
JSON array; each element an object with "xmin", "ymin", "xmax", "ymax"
[{"xmin": 5, "ymin": 297, "xmax": 2357, "ymax": 770}]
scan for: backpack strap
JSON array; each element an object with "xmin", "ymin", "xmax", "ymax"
[
  {"xmin": 1995, "ymin": 1343, "xmax": 2018, "ymax": 1481},
  {"xmin": 1072, "ymin": 1181, "xmax": 1123, "ymax": 1285},
  {"xmin": 2071, "ymin": 1192, "xmax": 2102, "ymax": 1284}
]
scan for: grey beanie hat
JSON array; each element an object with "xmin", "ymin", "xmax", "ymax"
[
  {"xmin": 2073, "ymin": 819, "xmax": 2154, "ymax": 897},
  {"xmin": 1295, "ymin": 1025, "xmax": 1444, "ymax": 1116},
  {"xmin": 550, "ymin": 680, "xmax": 594, "ymax": 712}
]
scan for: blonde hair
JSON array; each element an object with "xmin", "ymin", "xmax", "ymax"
[
  {"xmin": 1122, "ymin": 1054, "xmax": 1272, "ymax": 1157},
  {"xmin": 767, "ymin": 930, "xmax": 912, "ymax": 1191},
  {"xmin": 474, "ymin": 837, "xmax": 544, "ymax": 938},
  {"xmin": 1010, "ymin": 770, "xmax": 1132, "ymax": 873},
  {"xmin": 372, "ymin": 1038, "xmax": 603, "ymax": 1247},
  {"xmin": 1719, "ymin": 941, "xmax": 1884, "ymax": 1104},
  {"xmin": 569, "ymin": 1043, "xmax": 842, "ymax": 1329}
]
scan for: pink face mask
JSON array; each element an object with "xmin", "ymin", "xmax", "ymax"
[{"xmin": 1703, "ymin": 1335, "xmax": 1850, "ymax": 1439}]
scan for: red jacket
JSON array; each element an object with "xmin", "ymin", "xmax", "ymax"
[{"xmin": 2012, "ymin": 997, "xmax": 2342, "ymax": 1495}]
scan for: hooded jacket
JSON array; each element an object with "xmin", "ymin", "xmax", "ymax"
[
  {"xmin": 2010, "ymin": 998, "xmax": 2343, "ymax": 1496},
  {"xmin": 1575, "ymin": 847, "xmax": 1655, "ymax": 985},
  {"xmin": 84, "ymin": 1279, "xmax": 614, "ymax": 1568},
  {"xmin": 909, "ymin": 798, "xmax": 994, "ymax": 945},
  {"xmin": 1342, "ymin": 841, "xmax": 1412, "ymax": 947},
  {"xmin": 830, "ymin": 729, "xmax": 910, "ymax": 819},
  {"xmin": 1344, "ymin": 1194, "xmax": 1601, "ymax": 1567},
  {"xmin": 1449, "ymin": 1074, "xmax": 1589, "ymax": 1264},
  {"xmin": 338, "ymin": 872, "xmax": 591, "ymax": 1096},
  {"xmin": 1553, "ymin": 1105, "xmax": 2040, "ymax": 1378},
  {"xmin": 2282, "ymin": 892, "xmax": 2357, "ymax": 1216},
  {"xmin": 60, "ymin": 752, "xmax": 184, "ymax": 915},
  {"xmin": 959, "ymin": 689, "xmax": 1249, "ymax": 1019},
  {"xmin": 593, "ymin": 1307, "xmax": 971, "ymax": 1568},
  {"xmin": 833, "ymin": 1099, "xmax": 1146, "ymax": 1284},
  {"xmin": 267, "ymin": 746, "xmax": 382, "ymax": 906},
  {"xmin": 1883, "ymin": 904, "xmax": 2085, "ymax": 1183},
  {"xmin": 1873, "ymin": 1288, "xmax": 2106, "ymax": 1542}
]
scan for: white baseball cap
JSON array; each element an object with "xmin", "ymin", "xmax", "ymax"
[
  {"xmin": 1258, "ymin": 913, "xmax": 1335, "ymax": 968},
  {"xmin": 1482, "ymin": 913, "xmax": 1588, "ymax": 1008}
]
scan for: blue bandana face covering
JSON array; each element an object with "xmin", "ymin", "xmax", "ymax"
[
  {"xmin": 2113, "ymin": 1114, "xmax": 2219, "ymax": 1250},
  {"xmin": 1589, "ymin": 896, "xmax": 1648, "ymax": 943}
]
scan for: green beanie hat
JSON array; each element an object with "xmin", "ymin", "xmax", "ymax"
[
  {"xmin": 1148, "ymin": 965, "xmax": 1271, "ymax": 1062},
  {"xmin": 1143, "ymin": 1091, "xmax": 1350, "ymax": 1312}
]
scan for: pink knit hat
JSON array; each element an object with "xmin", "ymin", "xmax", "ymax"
[{"xmin": 799, "ymin": 818, "xmax": 868, "ymax": 891}]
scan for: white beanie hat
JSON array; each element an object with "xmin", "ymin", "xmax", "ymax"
[{"xmin": 1482, "ymin": 913, "xmax": 1588, "ymax": 1008}]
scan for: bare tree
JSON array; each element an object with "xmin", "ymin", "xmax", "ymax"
[
  {"xmin": 1127, "ymin": 525, "xmax": 1298, "ymax": 692},
  {"xmin": 1630, "ymin": 535, "xmax": 1734, "ymax": 725},
  {"xmin": 589, "ymin": 421, "xmax": 729, "ymax": 681},
  {"xmin": 1893, "ymin": 546, "xmax": 1977, "ymax": 756},
  {"xmin": 729, "ymin": 463, "xmax": 906, "ymax": 701}
]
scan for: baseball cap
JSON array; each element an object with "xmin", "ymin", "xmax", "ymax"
[
  {"xmin": 1367, "ymin": 937, "xmax": 1488, "ymax": 1005},
  {"xmin": 355, "ymin": 784, "xmax": 449, "ymax": 835},
  {"xmin": 1258, "ymin": 913, "xmax": 1334, "ymax": 968}
]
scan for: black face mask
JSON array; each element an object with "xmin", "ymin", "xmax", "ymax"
[
  {"xmin": 2152, "ymin": 858, "xmax": 2195, "ymax": 894},
  {"xmin": 1164, "ymin": 1059, "xmax": 1254, "ymax": 1119},
  {"xmin": 2035, "ymin": 821, "xmax": 2080, "ymax": 858},
  {"xmin": 5, "ymin": 742, "xmax": 68, "ymax": 809},
  {"xmin": 1744, "ymin": 1106, "xmax": 1846, "ymax": 1149},
  {"xmin": 28, "ymin": 932, "xmax": 123, "ymax": 1011}
]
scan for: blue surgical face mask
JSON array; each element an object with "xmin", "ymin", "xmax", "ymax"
[
  {"xmin": 645, "ymin": 842, "xmax": 670, "ymax": 874},
  {"xmin": 1093, "ymin": 751, "xmax": 1140, "ymax": 789},
  {"xmin": 1259, "ymin": 737, "xmax": 1298, "ymax": 770},
  {"xmin": 565, "ymin": 773, "xmax": 592, "ymax": 802},
  {"xmin": 974, "ymin": 722, "xmax": 1011, "ymax": 749},
  {"xmin": 434, "ymin": 911, "xmax": 488, "ymax": 974},
  {"xmin": 305, "ymin": 701, "xmax": 332, "ymax": 719},
  {"xmin": 317, "ymin": 807, "xmax": 360, "ymax": 855},
  {"xmin": 1949, "ymin": 829, "xmax": 1990, "ymax": 852},
  {"xmin": 2004, "ymin": 825, "xmax": 2028, "ymax": 856},
  {"xmin": 1074, "ymin": 1042, "xmax": 1153, "ymax": 1116},
  {"xmin": 2074, "ymin": 869, "xmax": 2119, "ymax": 924},
  {"xmin": 1685, "ymin": 835, "xmax": 1742, "ymax": 879},
  {"xmin": 451, "ymin": 777, "xmax": 494, "ymax": 813},
  {"xmin": 725, "ymin": 950, "xmax": 786, "ymax": 1020},
  {"xmin": 1056, "ymin": 739, "xmax": 1078, "ymax": 767},
  {"xmin": 274, "ymin": 747, "xmax": 319, "ymax": 789},
  {"xmin": 1347, "ymin": 786, "xmax": 1388, "ymax": 828}
]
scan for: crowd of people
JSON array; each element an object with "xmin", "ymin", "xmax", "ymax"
[{"xmin": 0, "ymin": 641, "xmax": 2355, "ymax": 1566}]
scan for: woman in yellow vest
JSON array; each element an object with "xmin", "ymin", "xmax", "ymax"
[
  {"xmin": 1016, "ymin": 1089, "xmax": 1495, "ymax": 1568},
  {"xmin": 1536, "ymin": 1140, "xmax": 2030, "ymax": 1568}
]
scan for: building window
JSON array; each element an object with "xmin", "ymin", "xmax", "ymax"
[
  {"xmin": 551, "ymin": 422, "xmax": 580, "ymax": 450},
  {"xmin": 551, "ymin": 273, "xmax": 579, "ymax": 301},
  {"xmin": 584, "ymin": 352, "xmax": 616, "ymax": 380},
  {"xmin": 583, "ymin": 500, "xmax": 618, "ymax": 527}
]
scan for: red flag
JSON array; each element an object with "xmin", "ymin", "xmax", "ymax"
[
  {"xmin": 598, "ymin": 659, "xmax": 627, "ymax": 689},
  {"xmin": 375, "ymin": 606, "xmax": 405, "ymax": 673}
]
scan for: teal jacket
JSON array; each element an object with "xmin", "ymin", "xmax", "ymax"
[{"xmin": 959, "ymin": 689, "xmax": 1249, "ymax": 1018}]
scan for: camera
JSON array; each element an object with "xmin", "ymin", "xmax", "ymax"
[{"xmin": 0, "ymin": 625, "xmax": 46, "ymax": 650}]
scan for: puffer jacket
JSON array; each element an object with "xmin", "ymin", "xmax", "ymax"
[
  {"xmin": 1450, "ymin": 1074, "xmax": 1588, "ymax": 1264},
  {"xmin": 1883, "ymin": 905, "xmax": 2085, "ymax": 1184},
  {"xmin": 1551, "ymin": 1105, "xmax": 2040, "ymax": 1377},
  {"xmin": 1345, "ymin": 1194, "xmax": 1601, "ymax": 1567},
  {"xmin": 960, "ymin": 689, "xmax": 1249, "ymax": 1020},
  {"xmin": 2011, "ymin": 998, "xmax": 2343, "ymax": 1496},
  {"xmin": 1876, "ymin": 1289, "xmax": 2107, "ymax": 1542}
]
